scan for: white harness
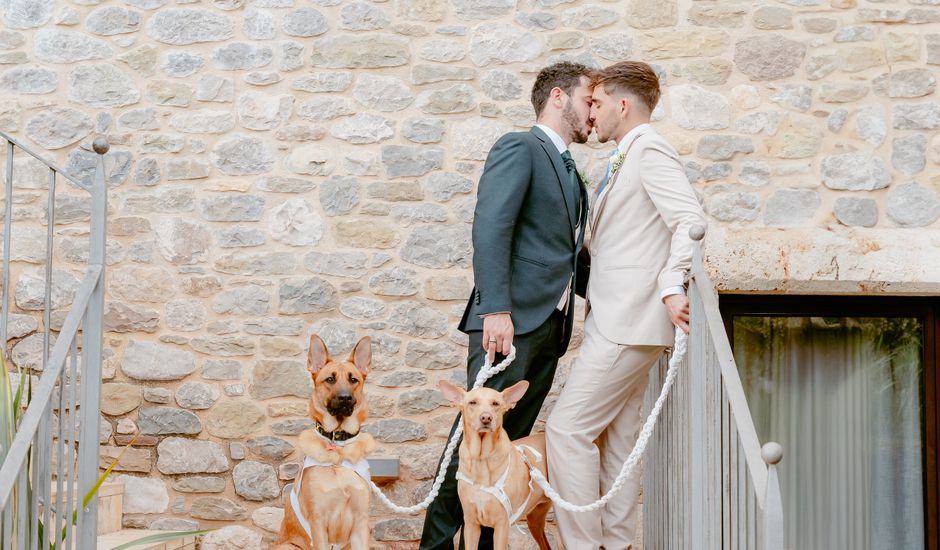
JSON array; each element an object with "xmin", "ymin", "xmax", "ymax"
[
  {"xmin": 455, "ymin": 444, "xmax": 543, "ymax": 525},
  {"xmin": 290, "ymin": 433, "xmax": 371, "ymax": 548}
]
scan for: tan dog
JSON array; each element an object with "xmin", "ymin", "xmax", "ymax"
[
  {"xmin": 275, "ymin": 334, "xmax": 377, "ymax": 550},
  {"xmin": 439, "ymin": 379, "xmax": 552, "ymax": 550}
]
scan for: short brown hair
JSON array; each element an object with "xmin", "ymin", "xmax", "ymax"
[
  {"xmin": 593, "ymin": 61, "xmax": 661, "ymax": 112},
  {"xmin": 530, "ymin": 61, "xmax": 592, "ymax": 117}
]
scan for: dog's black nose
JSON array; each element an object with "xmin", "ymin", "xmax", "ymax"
[{"xmin": 327, "ymin": 392, "xmax": 356, "ymax": 418}]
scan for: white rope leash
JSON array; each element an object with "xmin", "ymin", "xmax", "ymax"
[
  {"xmin": 369, "ymin": 346, "xmax": 518, "ymax": 514},
  {"xmin": 369, "ymin": 327, "xmax": 687, "ymax": 514},
  {"xmin": 529, "ymin": 327, "xmax": 686, "ymax": 512}
]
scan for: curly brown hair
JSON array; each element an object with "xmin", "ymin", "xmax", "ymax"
[
  {"xmin": 592, "ymin": 61, "xmax": 661, "ymax": 112},
  {"xmin": 530, "ymin": 61, "xmax": 593, "ymax": 117}
]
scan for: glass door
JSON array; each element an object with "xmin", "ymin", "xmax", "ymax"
[{"xmin": 721, "ymin": 296, "xmax": 939, "ymax": 550}]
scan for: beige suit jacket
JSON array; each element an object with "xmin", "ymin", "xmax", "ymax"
[{"xmin": 585, "ymin": 126, "xmax": 707, "ymax": 346}]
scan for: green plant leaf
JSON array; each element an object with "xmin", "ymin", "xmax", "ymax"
[
  {"xmin": 11, "ymin": 367, "xmax": 24, "ymax": 425},
  {"xmin": 53, "ymin": 433, "xmax": 146, "ymax": 545},
  {"xmin": 1, "ymin": 355, "xmax": 16, "ymax": 447},
  {"xmin": 81, "ymin": 433, "xmax": 139, "ymax": 509},
  {"xmin": 65, "ymin": 433, "xmax": 146, "ymax": 543},
  {"xmin": 108, "ymin": 529, "xmax": 214, "ymax": 550}
]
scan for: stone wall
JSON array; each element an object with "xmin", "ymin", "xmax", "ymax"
[{"xmin": 1, "ymin": 0, "xmax": 939, "ymax": 546}]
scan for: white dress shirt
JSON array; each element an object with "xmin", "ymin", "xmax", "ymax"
[{"xmin": 535, "ymin": 123, "xmax": 567, "ymax": 154}]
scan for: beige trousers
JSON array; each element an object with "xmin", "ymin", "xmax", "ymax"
[{"xmin": 546, "ymin": 313, "xmax": 666, "ymax": 550}]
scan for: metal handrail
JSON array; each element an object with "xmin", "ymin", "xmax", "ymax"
[
  {"xmin": 690, "ymin": 267, "xmax": 769, "ymax": 501},
  {"xmin": 0, "ymin": 132, "xmax": 108, "ymax": 550},
  {"xmin": 0, "ymin": 130, "xmax": 90, "ymax": 191},
  {"xmin": 643, "ymin": 226, "xmax": 784, "ymax": 549},
  {"xmin": 0, "ymin": 264, "xmax": 102, "ymax": 509},
  {"xmin": 762, "ymin": 442, "xmax": 784, "ymax": 549}
]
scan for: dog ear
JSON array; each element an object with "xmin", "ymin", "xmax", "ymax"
[
  {"xmin": 501, "ymin": 380, "xmax": 529, "ymax": 408},
  {"xmin": 307, "ymin": 334, "xmax": 329, "ymax": 374},
  {"xmin": 349, "ymin": 336, "xmax": 372, "ymax": 377},
  {"xmin": 438, "ymin": 380, "xmax": 465, "ymax": 405}
]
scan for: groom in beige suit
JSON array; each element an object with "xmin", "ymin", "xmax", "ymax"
[{"xmin": 545, "ymin": 61, "xmax": 707, "ymax": 549}]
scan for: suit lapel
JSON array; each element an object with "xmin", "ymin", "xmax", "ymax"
[
  {"xmin": 590, "ymin": 166, "xmax": 619, "ymax": 232},
  {"xmin": 564, "ymin": 168, "xmax": 580, "ymax": 235},
  {"xmin": 589, "ymin": 127, "xmax": 649, "ymax": 237},
  {"xmin": 531, "ymin": 127, "xmax": 577, "ymax": 241},
  {"xmin": 577, "ymin": 176, "xmax": 588, "ymax": 247}
]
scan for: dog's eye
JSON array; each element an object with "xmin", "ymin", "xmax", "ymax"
[
  {"xmin": 468, "ymin": 400, "xmax": 477, "ymax": 406},
  {"xmin": 325, "ymin": 375, "xmax": 336, "ymax": 384},
  {"xmin": 492, "ymin": 401, "xmax": 499, "ymax": 406},
  {"xmin": 349, "ymin": 375, "xmax": 359, "ymax": 384}
]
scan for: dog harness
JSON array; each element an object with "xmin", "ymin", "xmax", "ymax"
[
  {"xmin": 290, "ymin": 432, "xmax": 371, "ymax": 548},
  {"xmin": 455, "ymin": 444, "xmax": 543, "ymax": 525}
]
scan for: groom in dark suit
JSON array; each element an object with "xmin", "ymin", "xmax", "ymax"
[{"xmin": 419, "ymin": 61, "xmax": 595, "ymax": 550}]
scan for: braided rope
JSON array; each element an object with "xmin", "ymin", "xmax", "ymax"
[
  {"xmin": 370, "ymin": 327, "xmax": 686, "ymax": 514},
  {"xmin": 529, "ymin": 327, "xmax": 686, "ymax": 512}
]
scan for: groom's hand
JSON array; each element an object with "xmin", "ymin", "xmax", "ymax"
[
  {"xmin": 664, "ymin": 294, "xmax": 690, "ymax": 333},
  {"xmin": 482, "ymin": 313, "xmax": 514, "ymax": 363}
]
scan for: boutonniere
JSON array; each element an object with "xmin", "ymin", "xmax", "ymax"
[
  {"xmin": 610, "ymin": 151, "xmax": 627, "ymax": 175},
  {"xmin": 577, "ymin": 169, "xmax": 593, "ymax": 189}
]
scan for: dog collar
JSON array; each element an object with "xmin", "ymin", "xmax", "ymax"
[{"xmin": 315, "ymin": 421, "xmax": 359, "ymax": 443}]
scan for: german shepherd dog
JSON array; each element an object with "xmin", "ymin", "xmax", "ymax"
[{"xmin": 275, "ymin": 334, "xmax": 376, "ymax": 550}]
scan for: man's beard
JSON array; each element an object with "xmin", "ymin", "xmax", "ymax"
[{"xmin": 563, "ymin": 101, "xmax": 589, "ymax": 144}]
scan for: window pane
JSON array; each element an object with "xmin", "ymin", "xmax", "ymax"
[{"xmin": 733, "ymin": 316, "xmax": 924, "ymax": 550}]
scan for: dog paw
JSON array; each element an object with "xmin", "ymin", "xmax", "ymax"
[{"xmin": 349, "ymin": 432, "xmax": 376, "ymax": 461}]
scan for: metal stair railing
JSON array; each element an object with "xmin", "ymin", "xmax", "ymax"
[
  {"xmin": 0, "ymin": 131, "xmax": 109, "ymax": 550},
  {"xmin": 642, "ymin": 228, "xmax": 784, "ymax": 550}
]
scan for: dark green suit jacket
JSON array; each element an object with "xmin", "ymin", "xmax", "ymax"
[{"xmin": 459, "ymin": 126, "xmax": 588, "ymax": 351}]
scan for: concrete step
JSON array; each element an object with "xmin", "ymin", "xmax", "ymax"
[{"xmin": 96, "ymin": 529, "xmax": 197, "ymax": 550}]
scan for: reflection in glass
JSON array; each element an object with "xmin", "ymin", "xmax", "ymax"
[{"xmin": 733, "ymin": 316, "xmax": 924, "ymax": 550}]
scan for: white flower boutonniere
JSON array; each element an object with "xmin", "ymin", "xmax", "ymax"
[
  {"xmin": 577, "ymin": 169, "xmax": 593, "ymax": 189},
  {"xmin": 610, "ymin": 151, "xmax": 627, "ymax": 176}
]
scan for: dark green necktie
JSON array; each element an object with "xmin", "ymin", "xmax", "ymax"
[{"xmin": 560, "ymin": 150, "xmax": 582, "ymax": 217}]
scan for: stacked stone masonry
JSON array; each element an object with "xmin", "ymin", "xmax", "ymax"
[{"xmin": 1, "ymin": 0, "xmax": 939, "ymax": 546}]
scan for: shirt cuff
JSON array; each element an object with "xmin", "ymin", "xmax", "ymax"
[
  {"xmin": 659, "ymin": 286, "xmax": 685, "ymax": 300},
  {"xmin": 479, "ymin": 311, "xmax": 511, "ymax": 318}
]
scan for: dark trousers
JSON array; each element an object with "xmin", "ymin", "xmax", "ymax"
[{"xmin": 418, "ymin": 310, "xmax": 564, "ymax": 550}]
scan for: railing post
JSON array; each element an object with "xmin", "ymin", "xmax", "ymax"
[
  {"xmin": 762, "ymin": 442, "xmax": 784, "ymax": 550},
  {"xmin": 2, "ymin": 139, "xmax": 13, "ymax": 348},
  {"xmin": 76, "ymin": 137, "xmax": 108, "ymax": 548},
  {"xmin": 687, "ymin": 224, "xmax": 707, "ymax": 548}
]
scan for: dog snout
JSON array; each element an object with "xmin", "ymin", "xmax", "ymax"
[
  {"xmin": 479, "ymin": 412, "xmax": 492, "ymax": 426},
  {"xmin": 327, "ymin": 392, "xmax": 357, "ymax": 416}
]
